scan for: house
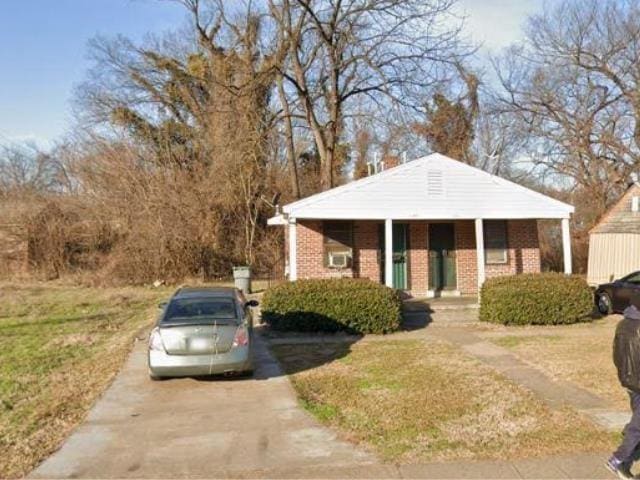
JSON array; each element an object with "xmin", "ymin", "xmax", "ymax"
[
  {"xmin": 587, "ymin": 182, "xmax": 640, "ymax": 286},
  {"xmin": 268, "ymin": 153, "xmax": 574, "ymax": 297}
]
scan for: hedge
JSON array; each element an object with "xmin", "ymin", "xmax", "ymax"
[
  {"xmin": 479, "ymin": 273, "xmax": 593, "ymax": 325},
  {"xmin": 261, "ymin": 278, "xmax": 402, "ymax": 334}
]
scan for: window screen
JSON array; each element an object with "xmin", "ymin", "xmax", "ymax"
[
  {"xmin": 484, "ymin": 220, "xmax": 508, "ymax": 264},
  {"xmin": 323, "ymin": 221, "xmax": 353, "ymax": 266}
]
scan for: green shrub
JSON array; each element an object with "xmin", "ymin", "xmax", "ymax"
[
  {"xmin": 479, "ymin": 273, "xmax": 593, "ymax": 326},
  {"xmin": 261, "ymin": 278, "xmax": 402, "ymax": 334}
]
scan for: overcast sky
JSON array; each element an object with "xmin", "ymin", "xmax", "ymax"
[{"xmin": 0, "ymin": 0, "xmax": 555, "ymax": 148}]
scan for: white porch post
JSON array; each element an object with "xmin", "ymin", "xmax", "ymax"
[
  {"xmin": 475, "ymin": 218, "xmax": 486, "ymax": 291},
  {"xmin": 562, "ymin": 217, "xmax": 572, "ymax": 274},
  {"xmin": 288, "ymin": 217, "xmax": 297, "ymax": 281},
  {"xmin": 385, "ymin": 219, "xmax": 393, "ymax": 287}
]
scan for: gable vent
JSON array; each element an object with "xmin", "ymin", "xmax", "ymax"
[
  {"xmin": 427, "ymin": 170, "xmax": 445, "ymax": 198},
  {"xmin": 633, "ymin": 196, "xmax": 639, "ymax": 213}
]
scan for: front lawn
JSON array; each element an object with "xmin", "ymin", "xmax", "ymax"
[
  {"xmin": 271, "ymin": 338, "xmax": 616, "ymax": 463},
  {"xmin": 483, "ymin": 317, "xmax": 627, "ymax": 410},
  {"xmin": 0, "ymin": 282, "xmax": 170, "ymax": 479}
]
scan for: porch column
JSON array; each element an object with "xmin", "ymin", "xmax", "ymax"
[
  {"xmin": 288, "ymin": 217, "xmax": 297, "ymax": 281},
  {"xmin": 562, "ymin": 217, "xmax": 572, "ymax": 274},
  {"xmin": 474, "ymin": 218, "xmax": 486, "ymax": 291},
  {"xmin": 385, "ymin": 218, "xmax": 393, "ymax": 287}
]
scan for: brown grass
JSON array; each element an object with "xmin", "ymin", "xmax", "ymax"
[
  {"xmin": 0, "ymin": 282, "xmax": 171, "ymax": 478},
  {"xmin": 484, "ymin": 316, "xmax": 628, "ymax": 410},
  {"xmin": 271, "ymin": 338, "xmax": 616, "ymax": 463}
]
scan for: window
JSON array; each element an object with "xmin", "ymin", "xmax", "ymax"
[
  {"xmin": 623, "ymin": 271, "xmax": 640, "ymax": 285},
  {"xmin": 163, "ymin": 298, "xmax": 239, "ymax": 325},
  {"xmin": 484, "ymin": 220, "xmax": 508, "ymax": 264},
  {"xmin": 323, "ymin": 221, "xmax": 353, "ymax": 268}
]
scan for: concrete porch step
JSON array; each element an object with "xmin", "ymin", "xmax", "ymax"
[{"xmin": 403, "ymin": 297, "xmax": 479, "ymax": 312}]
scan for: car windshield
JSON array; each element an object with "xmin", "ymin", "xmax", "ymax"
[{"xmin": 162, "ymin": 297, "xmax": 238, "ymax": 325}]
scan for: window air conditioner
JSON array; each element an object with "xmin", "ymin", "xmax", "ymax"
[{"xmin": 328, "ymin": 252, "xmax": 350, "ymax": 268}]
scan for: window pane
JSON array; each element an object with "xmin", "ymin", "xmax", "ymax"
[
  {"xmin": 324, "ymin": 222, "xmax": 353, "ymax": 248},
  {"xmin": 626, "ymin": 272, "xmax": 640, "ymax": 284},
  {"xmin": 163, "ymin": 298, "xmax": 238, "ymax": 323},
  {"xmin": 486, "ymin": 248, "xmax": 507, "ymax": 264},
  {"xmin": 324, "ymin": 221, "xmax": 353, "ymax": 267},
  {"xmin": 484, "ymin": 220, "xmax": 507, "ymax": 264}
]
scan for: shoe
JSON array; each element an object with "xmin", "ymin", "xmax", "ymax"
[{"xmin": 606, "ymin": 456, "xmax": 634, "ymax": 479}]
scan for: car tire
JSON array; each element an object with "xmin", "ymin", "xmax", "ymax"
[
  {"xmin": 149, "ymin": 370, "xmax": 164, "ymax": 381},
  {"xmin": 597, "ymin": 293, "xmax": 613, "ymax": 315}
]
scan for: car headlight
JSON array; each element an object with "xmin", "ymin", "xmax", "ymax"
[{"xmin": 149, "ymin": 328, "xmax": 165, "ymax": 351}]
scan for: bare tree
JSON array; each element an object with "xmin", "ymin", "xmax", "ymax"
[
  {"xmin": 494, "ymin": 0, "xmax": 640, "ymax": 211},
  {"xmin": 0, "ymin": 143, "xmax": 62, "ymax": 196},
  {"xmin": 269, "ymin": 0, "xmax": 463, "ymax": 189}
]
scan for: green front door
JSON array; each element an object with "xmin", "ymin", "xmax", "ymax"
[
  {"xmin": 378, "ymin": 223, "xmax": 408, "ymax": 290},
  {"xmin": 429, "ymin": 223, "xmax": 456, "ymax": 290}
]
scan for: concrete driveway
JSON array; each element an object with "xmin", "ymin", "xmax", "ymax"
[{"xmin": 30, "ymin": 332, "xmax": 375, "ymax": 479}]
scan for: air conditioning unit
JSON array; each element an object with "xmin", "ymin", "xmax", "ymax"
[{"xmin": 328, "ymin": 252, "xmax": 350, "ymax": 268}]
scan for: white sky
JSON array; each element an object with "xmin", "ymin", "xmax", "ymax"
[{"xmin": 455, "ymin": 0, "xmax": 554, "ymax": 52}]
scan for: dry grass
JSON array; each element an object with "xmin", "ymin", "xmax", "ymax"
[
  {"xmin": 0, "ymin": 282, "xmax": 171, "ymax": 479},
  {"xmin": 271, "ymin": 338, "xmax": 616, "ymax": 463},
  {"xmin": 484, "ymin": 316, "xmax": 628, "ymax": 410}
]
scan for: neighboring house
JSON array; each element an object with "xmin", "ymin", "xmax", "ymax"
[
  {"xmin": 587, "ymin": 182, "xmax": 640, "ymax": 286},
  {"xmin": 268, "ymin": 153, "xmax": 574, "ymax": 297}
]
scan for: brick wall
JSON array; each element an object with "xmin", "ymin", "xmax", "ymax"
[
  {"xmin": 408, "ymin": 221, "xmax": 429, "ymax": 295},
  {"xmin": 455, "ymin": 220, "xmax": 478, "ymax": 295},
  {"xmin": 354, "ymin": 221, "xmax": 380, "ymax": 282},
  {"xmin": 296, "ymin": 220, "xmax": 354, "ymax": 279},
  {"xmin": 455, "ymin": 219, "xmax": 541, "ymax": 295},
  {"xmin": 294, "ymin": 218, "xmax": 541, "ymax": 296}
]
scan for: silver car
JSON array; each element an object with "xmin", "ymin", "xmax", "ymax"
[{"xmin": 148, "ymin": 287, "xmax": 258, "ymax": 380}]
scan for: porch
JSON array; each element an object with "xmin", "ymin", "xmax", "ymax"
[
  {"xmin": 286, "ymin": 218, "xmax": 572, "ymax": 297},
  {"xmin": 268, "ymin": 153, "xmax": 575, "ymax": 296}
]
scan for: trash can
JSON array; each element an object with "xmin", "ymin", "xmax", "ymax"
[{"xmin": 233, "ymin": 266, "xmax": 252, "ymax": 294}]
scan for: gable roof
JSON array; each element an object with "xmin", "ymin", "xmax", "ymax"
[
  {"xmin": 271, "ymin": 153, "xmax": 573, "ymax": 221},
  {"xmin": 590, "ymin": 183, "xmax": 640, "ymax": 235}
]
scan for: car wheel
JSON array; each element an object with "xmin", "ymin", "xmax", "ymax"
[
  {"xmin": 149, "ymin": 370, "xmax": 164, "ymax": 381},
  {"xmin": 597, "ymin": 293, "xmax": 613, "ymax": 315}
]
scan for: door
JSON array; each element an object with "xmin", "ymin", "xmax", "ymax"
[
  {"xmin": 429, "ymin": 223, "xmax": 456, "ymax": 291},
  {"xmin": 378, "ymin": 223, "xmax": 409, "ymax": 290}
]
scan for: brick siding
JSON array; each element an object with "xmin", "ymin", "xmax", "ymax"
[{"xmin": 294, "ymin": 218, "xmax": 541, "ymax": 296}]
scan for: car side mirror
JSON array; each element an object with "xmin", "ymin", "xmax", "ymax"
[
  {"xmin": 158, "ymin": 302, "xmax": 167, "ymax": 309},
  {"xmin": 245, "ymin": 300, "xmax": 259, "ymax": 308}
]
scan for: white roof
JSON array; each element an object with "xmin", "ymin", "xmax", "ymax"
[{"xmin": 271, "ymin": 153, "xmax": 574, "ymax": 221}]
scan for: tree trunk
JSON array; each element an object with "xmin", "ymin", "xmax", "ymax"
[{"xmin": 276, "ymin": 75, "xmax": 300, "ymax": 199}]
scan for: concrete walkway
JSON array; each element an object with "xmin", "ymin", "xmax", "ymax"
[
  {"xmin": 30, "ymin": 319, "xmax": 623, "ymax": 479},
  {"xmin": 29, "ymin": 333, "xmax": 374, "ymax": 479},
  {"xmin": 427, "ymin": 326, "xmax": 630, "ymax": 431}
]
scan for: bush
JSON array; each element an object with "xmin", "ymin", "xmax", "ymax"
[
  {"xmin": 262, "ymin": 278, "xmax": 402, "ymax": 334},
  {"xmin": 479, "ymin": 273, "xmax": 593, "ymax": 325}
]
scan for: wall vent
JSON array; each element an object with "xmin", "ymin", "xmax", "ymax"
[
  {"xmin": 427, "ymin": 170, "xmax": 445, "ymax": 198},
  {"xmin": 632, "ymin": 196, "xmax": 639, "ymax": 213}
]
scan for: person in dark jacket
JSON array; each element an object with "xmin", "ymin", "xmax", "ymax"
[{"xmin": 608, "ymin": 294, "xmax": 640, "ymax": 479}]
